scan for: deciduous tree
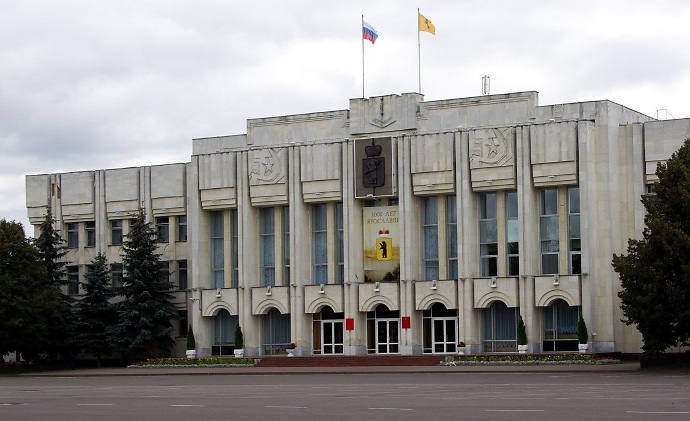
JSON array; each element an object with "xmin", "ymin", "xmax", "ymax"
[{"xmin": 0, "ymin": 219, "xmax": 61, "ymax": 361}]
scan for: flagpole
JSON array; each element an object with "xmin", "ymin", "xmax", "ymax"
[
  {"xmin": 362, "ymin": 15, "xmax": 365, "ymax": 98},
  {"xmin": 417, "ymin": 8, "xmax": 421, "ymax": 94}
]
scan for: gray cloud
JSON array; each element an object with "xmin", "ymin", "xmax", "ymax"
[{"xmin": 2, "ymin": 0, "xmax": 690, "ymax": 229}]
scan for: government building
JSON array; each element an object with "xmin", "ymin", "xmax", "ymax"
[{"xmin": 25, "ymin": 91, "xmax": 690, "ymax": 358}]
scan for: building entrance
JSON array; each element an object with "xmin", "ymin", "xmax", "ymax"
[
  {"xmin": 312, "ymin": 306, "xmax": 344, "ymax": 355},
  {"xmin": 423, "ymin": 303, "xmax": 458, "ymax": 353},
  {"xmin": 432, "ymin": 318, "xmax": 457, "ymax": 353},
  {"xmin": 322, "ymin": 320, "xmax": 344, "ymax": 354},
  {"xmin": 376, "ymin": 319, "xmax": 399, "ymax": 353},
  {"xmin": 367, "ymin": 305, "xmax": 400, "ymax": 354}
]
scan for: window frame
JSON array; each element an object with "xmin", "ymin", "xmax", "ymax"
[
  {"xmin": 446, "ymin": 195, "xmax": 458, "ymax": 280},
  {"xmin": 111, "ymin": 220, "xmax": 123, "ymax": 246},
  {"xmin": 335, "ymin": 202, "xmax": 344, "ymax": 284},
  {"xmin": 66, "ymin": 222, "xmax": 79, "ymax": 248},
  {"xmin": 111, "ymin": 263, "xmax": 123, "ymax": 291},
  {"xmin": 283, "ymin": 206, "xmax": 290, "ymax": 286},
  {"xmin": 177, "ymin": 215, "xmax": 187, "ymax": 242},
  {"xmin": 259, "ymin": 207, "xmax": 276, "ymax": 287},
  {"xmin": 231, "ymin": 210, "xmax": 238, "ymax": 288},
  {"xmin": 312, "ymin": 203, "xmax": 328, "ymax": 285},
  {"xmin": 67, "ymin": 265, "xmax": 80, "ymax": 295},
  {"xmin": 178, "ymin": 260, "xmax": 188, "ymax": 290},
  {"xmin": 540, "ymin": 188, "xmax": 560, "ymax": 275},
  {"xmin": 210, "ymin": 211, "xmax": 224, "ymax": 289},
  {"xmin": 505, "ymin": 190, "xmax": 519, "ymax": 276},
  {"xmin": 482, "ymin": 301, "xmax": 517, "ymax": 353},
  {"xmin": 422, "ymin": 196, "xmax": 439, "ymax": 281},
  {"xmin": 156, "ymin": 216, "xmax": 170, "ymax": 243},
  {"xmin": 568, "ymin": 187, "xmax": 581, "ymax": 275},
  {"xmin": 158, "ymin": 260, "xmax": 171, "ymax": 285},
  {"xmin": 478, "ymin": 192, "xmax": 498, "ymax": 277},
  {"xmin": 85, "ymin": 221, "xmax": 96, "ymax": 247}
]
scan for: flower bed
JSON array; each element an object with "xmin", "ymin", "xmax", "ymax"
[
  {"xmin": 444, "ymin": 354, "xmax": 621, "ymax": 366},
  {"xmin": 128, "ymin": 357, "xmax": 257, "ymax": 368}
]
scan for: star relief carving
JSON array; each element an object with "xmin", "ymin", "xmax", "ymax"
[
  {"xmin": 485, "ymin": 137, "xmax": 499, "ymax": 157},
  {"xmin": 262, "ymin": 155, "xmax": 274, "ymax": 176},
  {"xmin": 249, "ymin": 148, "xmax": 285, "ymax": 184},
  {"xmin": 470, "ymin": 128, "xmax": 513, "ymax": 168}
]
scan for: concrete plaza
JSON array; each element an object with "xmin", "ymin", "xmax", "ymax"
[{"xmin": 2, "ymin": 363, "xmax": 689, "ymax": 421}]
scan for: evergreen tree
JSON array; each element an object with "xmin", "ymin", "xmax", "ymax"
[
  {"xmin": 234, "ymin": 324, "xmax": 244, "ymax": 349},
  {"xmin": 516, "ymin": 315, "xmax": 527, "ymax": 346},
  {"xmin": 613, "ymin": 138, "xmax": 690, "ymax": 356},
  {"xmin": 0, "ymin": 219, "xmax": 61, "ymax": 361},
  {"xmin": 186, "ymin": 325, "xmax": 195, "ymax": 351},
  {"xmin": 73, "ymin": 252, "xmax": 117, "ymax": 367},
  {"xmin": 33, "ymin": 208, "xmax": 75, "ymax": 362},
  {"xmin": 577, "ymin": 317, "xmax": 588, "ymax": 344},
  {"xmin": 34, "ymin": 208, "xmax": 68, "ymax": 291},
  {"xmin": 111, "ymin": 210, "xmax": 177, "ymax": 361}
]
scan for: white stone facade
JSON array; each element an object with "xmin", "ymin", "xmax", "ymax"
[{"xmin": 26, "ymin": 91, "xmax": 690, "ymax": 357}]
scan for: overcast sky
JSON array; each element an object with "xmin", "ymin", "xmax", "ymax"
[{"xmin": 2, "ymin": 0, "xmax": 690, "ymax": 232}]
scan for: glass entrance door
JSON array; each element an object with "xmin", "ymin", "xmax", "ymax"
[
  {"xmin": 322, "ymin": 320, "xmax": 344, "ymax": 354},
  {"xmin": 376, "ymin": 319, "xmax": 399, "ymax": 354},
  {"xmin": 432, "ymin": 318, "xmax": 457, "ymax": 353},
  {"xmin": 422, "ymin": 303, "xmax": 459, "ymax": 354}
]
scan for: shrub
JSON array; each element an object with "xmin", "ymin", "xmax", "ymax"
[
  {"xmin": 517, "ymin": 315, "xmax": 527, "ymax": 345},
  {"xmin": 578, "ymin": 317, "xmax": 588, "ymax": 344},
  {"xmin": 186, "ymin": 325, "xmax": 195, "ymax": 351},
  {"xmin": 129, "ymin": 357, "xmax": 256, "ymax": 367},
  {"xmin": 234, "ymin": 324, "xmax": 244, "ymax": 349}
]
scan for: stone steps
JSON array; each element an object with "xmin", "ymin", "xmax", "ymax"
[{"xmin": 256, "ymin": 355, "xmax": 445, "ymax": 367}]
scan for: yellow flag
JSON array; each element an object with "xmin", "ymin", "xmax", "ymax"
[{"xmin": 418, "ymin": 12, "xmax": 435, "ymax": 34}]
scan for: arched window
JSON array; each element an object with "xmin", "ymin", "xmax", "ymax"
[
  {"xmin": 543, "ymin": 299, "xmax": 579, "ymax": 352},
  {"xmin": 213, "ymin": 309, "xmax": 237, "ymax": 356},
  {"xmin": 261, "ymin": 308, "xmax": 290, "ymax": 355},
  {"xmin": 482, "ymin": 301, "xmax": 517, "ymax": 352}
]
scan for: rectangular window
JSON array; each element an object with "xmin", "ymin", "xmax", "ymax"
[
  {"xmin": 423, "ymin": 196, "xmax": 439, "ymax": 280},
  {"xmin": 260, "ymin": 207, "xmax": 276, "ymax": 287},
  {"xmin": 85, "ymin": 221, "xmax": 96, "ymax": 247},
  {"xmin": 479, "ymin": 192, "xmax": 498, "ymax": 277},
  {"xmin": 128, "ymin": 218, "xmax": 138, "ymax": 235},
  {"xmin": 156, "ymin": 217, "xmax": 169, "ymax": 243},
  {"xmin": 211, "ymin": 211, "xmax": 224, "ymax": 289},
  {"xmin": 111, "ymin": 220, "xmax": 123, "ymax": 245},
  {"xmin": 312, "ymin": 203, "xmax": 328, "ymax": 284},
  {"xmin": 336, "ymin": 202, "xmax": 344, "ymax": 284},
  {"xmin": 178, "ymin": 260, "xmax": 188, "ymax": 290},
  {"xmin": 159, "ymin": 260, "xmax": 170, "ymax": 285},
  {"xmin": 67, "ymin": 223, "xmax": 79, "ymax": 248},
  {"xmin": 67, "ymin": 265, "xmax": 79, "ymax": 295},
  {"xmin": 231, "ymin": 210, "xmax": 238, "ymax": 288},
  {"xmin": 568, "ymin": 187, "xmax": 581, "ymax": 275},
  {"xmin": 446, "ymin": 195, "xmax": 458, "ymax": 280},
  {"xmin": 177, "ymin": 215, "xmax": 187, "ymax": 242},
  {"xmin": 540, "ymin": 188, "xmax": 559, "ymax": 274},
  {"xmin": 178, "ymin": 310, "xmax": 188, "ymax": 337},
  {"xmin": 111, "ymin": 263, "xmax": 123, "ymax": 290},
  {"xmin": 283, "ymin": 206, "xmax": 290, "ymax": 286},
  {"xmin": 506, "ymin": 190, "xmax": 519, "ymax": 276}
]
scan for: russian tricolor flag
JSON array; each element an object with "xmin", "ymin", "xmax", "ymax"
[{"xmin": 362, "ymin": 21, "xmax": 378, "ymax": 44}]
